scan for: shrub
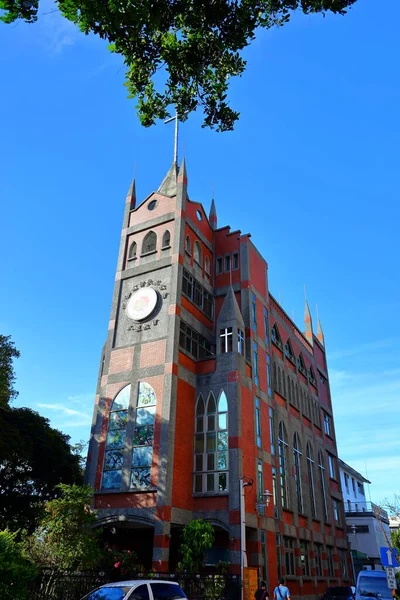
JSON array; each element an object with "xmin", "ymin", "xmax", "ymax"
[{"xmin": 0, "ymin": 529, "xmax": 37, "ymax": 600}]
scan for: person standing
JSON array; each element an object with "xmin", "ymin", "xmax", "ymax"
[
  {"xmin": 273, "ymin": 579, "xmax": 291, "ymax": 600},
  {"xmin": 255, "ymin": 581, "xmax": 269, "ymax": 600}
]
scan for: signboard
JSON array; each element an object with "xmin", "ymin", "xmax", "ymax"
[
  {"xmin": 385, "ymin": 566, "xmax": 397, "ymax": 590},
  {"xmin": 243, "ymin": 567, "xmax": 258, "ymax": 600},
  {"xmin": 380, "ymin": 547, "xmax": 399, "ymax": 568}
]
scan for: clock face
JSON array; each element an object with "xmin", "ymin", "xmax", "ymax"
[{"xmin": 126, "ymin": 287, "xmax": 159, "ymax": 322}]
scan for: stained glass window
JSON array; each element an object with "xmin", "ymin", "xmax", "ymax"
[
  {"xmin": 131, "ymin": 381, "xmax": 156, "ymax": 490},
  {"xmin": 194, "ymin": 390, "xmax": 229, "ymax": 494},
  {"xmin": 102, "ymin": 384, "xmax": 131, "ymax": 490}
]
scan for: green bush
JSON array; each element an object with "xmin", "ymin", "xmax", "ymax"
[{"xmin": 0, "ymin": 530, "xmax": 37, "ymax": 600}]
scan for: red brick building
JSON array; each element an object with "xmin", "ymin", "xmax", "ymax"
[{"xmin": 85, "ymin": 159, "xmax": 352, "ymax": 594}]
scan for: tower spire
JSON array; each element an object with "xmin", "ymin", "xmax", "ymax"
[
  {"xmin": 209, "ymin": 196, "xmax": 217, "ymax": 230},
  {"xmin": 304, "ymin": 298, "xmax": 313, "ymax": 346},
  {"xmin": 316, "ymin": 304, "xmax": 325, "ymax": 346},
  {"xmin": 126, "ymin": 178, "xmax": 136, "ymax": 209}
]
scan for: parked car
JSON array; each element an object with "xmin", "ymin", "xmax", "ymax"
[
  {"xmin": 356, "ymin": 569, "xmax": 393, "ymax": 600},
  {"xmin": 322, "ymin": 586, "xmax": 356, "ymax": 600},
  {"xmin": 81, "ymin": 580, "xmax": 188, "ymax": 600}
]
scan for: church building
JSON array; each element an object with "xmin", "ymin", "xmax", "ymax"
[{"xmin": 85, "ymin": 156, "xmax": 352, "ymax": 594}]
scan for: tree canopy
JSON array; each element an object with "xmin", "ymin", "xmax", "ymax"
[
  {"xmin": 0, "ymin": 407, "xmax": 83, "ymax": 533},
  {"xmin": 0, "ymin": 335, "xmax": 20, "ymax": 407},
  {"xmin": 1, "ymin": 0, "xmax": 357, "ymax": 131}
]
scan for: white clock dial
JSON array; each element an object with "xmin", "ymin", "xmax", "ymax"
[{"xmin": 126, "ymin": 287, "xmax": 159, "ymax": 322}]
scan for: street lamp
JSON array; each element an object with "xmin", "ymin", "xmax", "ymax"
[{"xmin": 256, "ymin": 490, "xmax": 274, "ymax": 513}]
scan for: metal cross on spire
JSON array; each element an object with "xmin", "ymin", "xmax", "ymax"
[{"xmin": 164, "ymin": 110, "xmax": 179, "ymax": 164}]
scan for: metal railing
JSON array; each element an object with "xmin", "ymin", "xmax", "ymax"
[
  {"xmin": 29, "ymin": 569, "xmax": 241, "ymax": 600},
  {"xmin": 344, "ymin": 501, "xmax": 388, "ymax": 519}
]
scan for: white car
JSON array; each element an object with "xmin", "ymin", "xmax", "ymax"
[{"xmin": 81, "ymin": 579, "xmax": 188, "ymax": 600}]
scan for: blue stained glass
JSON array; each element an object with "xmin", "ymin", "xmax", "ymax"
[
  {"xmin": 132, "ymin": 446, "xmax": 153, "ymax": 467},
  {"xmin": 111, "ymin": 385, "xmax": 131, "ymax": 411},
  {"xmin": 131, "ymin": 467, "xmax": 151, "ymax": 489},
  {"xmin": 136, "ymin": 406, "xmax": 155, "ymax": 425},
  {"xmin": 102, "ymin": 470, "xmax": 122, "ymax": 490},
  {"xmin": 134, "ymin": 425, "xmax": 154, "ymax": 446},
  {"xmin": 137, "ymin": 382, "xmax": 156, "ymax": 407},
  {"xmin": 217, "ymin": 431, "xmax": 228, "ymax": 450},
  {"xmin": 106, "ymin": 430, "xmax": 126, "ymax": 449},
  {"xmin": 109, "ymin": 410, "xmax": 128, "ymax": 430},
  {"xmin": 104, "ymin": 450, "xmax": 124, "ymax": 470}
]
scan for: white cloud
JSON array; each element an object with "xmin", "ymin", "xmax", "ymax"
[{"xmin": 36, "ymin": 401, "xmax": 92, "ymax": 427}]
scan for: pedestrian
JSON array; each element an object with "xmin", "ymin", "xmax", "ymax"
[
  {"xmin": 255, "ymin": 581, "xmax": 269, "ymax": 600},
  {"xmin": 273, "ymin": 578, "xmax": 291, "ymax": 600}
]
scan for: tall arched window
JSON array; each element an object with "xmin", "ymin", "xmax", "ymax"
[
  {"xmin": 194, "ymin": 241, "xmax": 202, "ymax": 265},
  {"xmin": 142, "ymin": 231, "xmax": 157, "ymax": 254},
  {"xmin": 131, "ymin": 382, "xmax": 156, "ymax": 489},
  {"xmin": 194, "ymin": 391, "xmax": 228, "ymax": 493},
  {"xmin": 185, "ymin": 235, "xmax": 191, "ymax": 254},
  {"xmin": 278, "ymin": 422, "xmax": 289, "ymax": 508},
  {"xmin": 307, "ymin": 443, "xmax": 316, "ymax": 518},
  {"xmin": 162, "ymin": 230, "xmax": 171, "ymax": 248},
  {"xmin": 128, "ymin": 241, "xmax": 137, "ymax": 261},
  {"xmin": 293, "ymin": 432, "xmax": 303, "ymax": 514},
  {"xmin": 102, "ymin": 384, "xmax": 131, "ymax": 490},
  {"xmin": 318, "ymin": 450, "xmax": 328, "ymax": 521},
  {"xmin": 205, "ymin": 256, "xmax": 211, "ymax": 279}
]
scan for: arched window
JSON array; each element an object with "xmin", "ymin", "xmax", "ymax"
[
  {"xmin": 287, "ymin": 375, "xmax": 291, "ymax": 402},
  {"xmin": 271, "ymin": 324, "xmax": 282, "ymax": 348},
  {"xmin": 284, "ymin": 340, "xmax": 295, "ymax": 362},
  {"xmin": 273, "ymin": 362, "xmax": 277, "ymax": 390},
  {"xmin": 307, "ymin": 443, "xmax": 316, "ymax": 518},
  {"xmin": 185, "ymin": 235, "xmax": 191, "ymax": 254},
  {"xmin": 282, "ymin": 373, "xmax": 286, "ymax": 398},
  {"xmin": 194, "ymin": 241, "xmax": 202, "ymax": 265},
  {"xmin": 128, "ymin": 241, "xmax": 137, "ymax": 261},
  {"xmin": 205, "ymin": 256, "xmax": 211, "ymax": 279},
  {"xmin": 162, "ymin": 230, "xmax": 171, "ymax": 248},
  {"xmin": 278, "ymin": 368, "xmax": 282, "ymax": 395},
  {"xmin": 194, "ymin": 391, "xmax": 228, "ymax": 494},
  {"xmin": 131, "ymin": 382, "xmax": 156, "ymax": 489},
  {"xmin": 297, "ymin": 353, "xmax": 306, "ymax": 375},
  {"xmin": 278, "ymin": 422, "xmax": 289, "ymax": 508},
  {"xmin": 293, "ymin": 432, "xmax": 303, "ymax": 514},
  {"xmin": 142, "ymin": 231, "xmax": 157, "ymax": 254},
  {"xmin": 318, "ymin": 450, "xmax": 328, "ymax": 521},
  {"xmin": 102, "ymin": 384, "xmax": 131, "ymax": 490}
]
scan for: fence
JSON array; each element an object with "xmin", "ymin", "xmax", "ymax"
[{"xmin": 29, "ymin": 569, "xmax": 241, "ymax": 600}]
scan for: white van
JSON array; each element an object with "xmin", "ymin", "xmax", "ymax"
[{"xmin": 356, "ymin": 570, "xmax": 392, "ymax": 600}]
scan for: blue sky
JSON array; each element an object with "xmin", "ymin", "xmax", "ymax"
[{"xmin": 1, "ymin": 0, "xmax": 399, "ymax": 503}]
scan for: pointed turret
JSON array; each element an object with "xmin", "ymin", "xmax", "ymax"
[
  {"xmin": 176, "ymin": 158, "xmax": 188, "ymax": 210},
  {"xmin": 209, "ymin": 198, "xmax": 217, "ymax": 231},
  {"xmin": 126, "ymin": 178, "xmax": 136, "ymax": 209},
  {"xmin": 304, "ymin": 300, "xmax": 313, "ymax": 345},
  {"xmin": 158, "ymin": 161, "xmax": 178, "ymax": 197},
  {"xmin": 217, "ymin": 286, "xmax": 245, "ymax": 330},
  {"xmin": 317, "ymin": 319, "xmax": 325, "ymax": 346}
]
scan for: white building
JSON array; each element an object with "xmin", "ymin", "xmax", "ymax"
[{"xmin": 339, "ymin": 459, "xmax": 391, "ymax": 575}]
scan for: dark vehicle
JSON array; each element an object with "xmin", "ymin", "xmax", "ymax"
[
  {"xmin": 323, "ymin": 587, "xmax": 356, "ymax": 600},
  {"xmin": 81, "ymin": 580, "xmax": 188, "ymax": 600}
]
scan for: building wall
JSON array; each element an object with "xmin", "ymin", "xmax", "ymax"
[{"xmin": 85, "ymin": 164, "xmax": 352, "ymax": 592}]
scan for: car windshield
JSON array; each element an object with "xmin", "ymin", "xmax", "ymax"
[
  {"xmin": 358, "ymin": 577, "xmax": 392, "ymax": 599},
  {"xmin": 84, "ymin": 587, "xmax": 132, "ymax": 600},
  {"xmin": 326, "ymin": 588, "xmax": 353, "ymax": 596}
]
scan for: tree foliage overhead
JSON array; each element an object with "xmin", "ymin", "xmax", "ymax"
[
  {"xmin": 1, "ymin": 0, "xmax": 357, "ymax": 131},
  {"xmin": 0, "ymin": 335, "xmax": 20, "ymax": 407},
  {"xmin": 0, "ymin": 407, "xmax": 83, "ymax": 533}
]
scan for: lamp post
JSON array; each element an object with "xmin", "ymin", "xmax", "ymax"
[{"xmin": 240, "ymin": 477, "xmax": 253, "ymax": 600}]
